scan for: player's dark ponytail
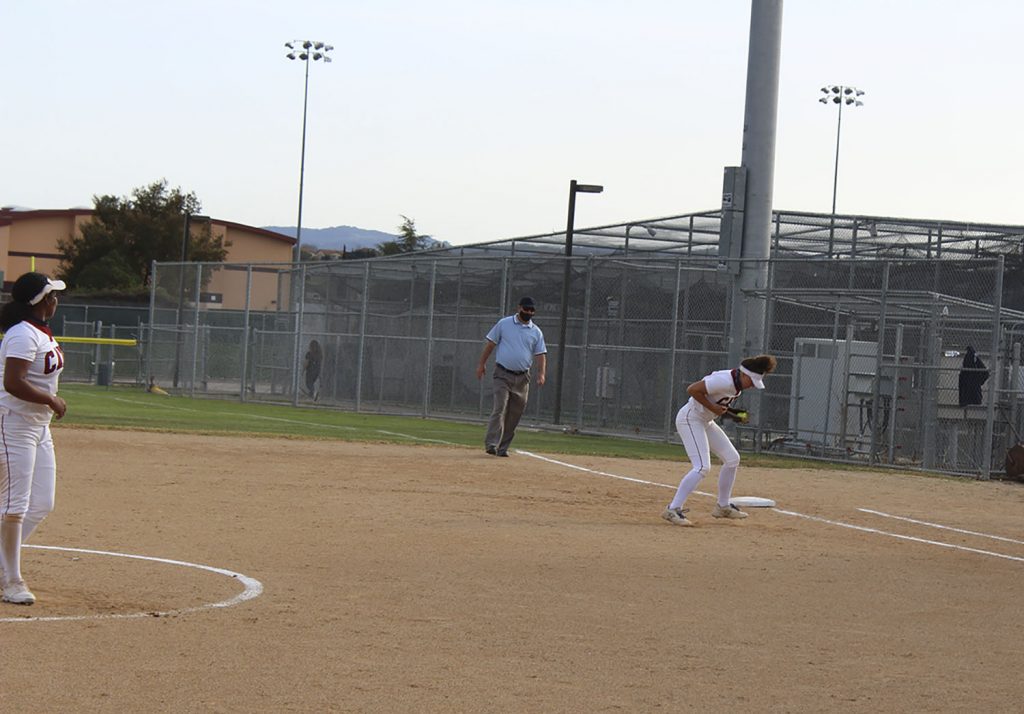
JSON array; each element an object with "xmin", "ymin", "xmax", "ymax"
[
  {"xmin": 741, "ymin": 354, "xmax": 777, "ymax": 375},
  {"xmin": 0, "ymin": 300, "xmax": 32, "ymax": 331}
]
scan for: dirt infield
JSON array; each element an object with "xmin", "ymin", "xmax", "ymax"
[{"xmin": 2, "ymin": 429, "xmax": 1023, "ymax": 712}]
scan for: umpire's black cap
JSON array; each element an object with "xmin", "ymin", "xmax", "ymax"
[{"xmin": 518, "ymin": 296, "xmax": 536, "ymax": 309}]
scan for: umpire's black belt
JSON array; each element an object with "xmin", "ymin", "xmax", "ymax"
[{"xmin": 497, "ymin": 363, "xmax": 528, "ymax": 376}]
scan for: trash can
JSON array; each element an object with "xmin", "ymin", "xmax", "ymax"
[{"xmin": 96, "ymin": 362, "xmax": 112, "ymax": 387}]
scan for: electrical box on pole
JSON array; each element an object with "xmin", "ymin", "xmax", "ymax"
[{"xmin": 718, "ymin": 166, "xmax": 746, "ymax": 275}]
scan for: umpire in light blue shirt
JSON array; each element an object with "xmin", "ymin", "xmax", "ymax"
[{"xmin": 476, "ymin": 296, "xmax": 547, "ymax": 456}]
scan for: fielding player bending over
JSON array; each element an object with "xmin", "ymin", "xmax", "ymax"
[
  {"xmin": 0, "ymin": 272, "xmax": 67, "ymax": 604},
  {"xmin": 662, "ymin": 354, "xmax": 777, "ymax": 527}
]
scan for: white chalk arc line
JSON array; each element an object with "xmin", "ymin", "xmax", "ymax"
[{"xmin": 1, "ymin": 544, "xmax": 263, "ymax": 624}]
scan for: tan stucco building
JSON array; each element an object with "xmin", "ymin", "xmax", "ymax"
[{"xmin": 0, "ymin": 208, "xmax": 295, "ymax": 310}]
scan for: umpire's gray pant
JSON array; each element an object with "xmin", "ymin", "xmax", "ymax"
[{"xmin": 485, "ymin": 365, "xmax": 530, "ymax": 454}]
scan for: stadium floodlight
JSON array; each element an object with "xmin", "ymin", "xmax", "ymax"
[
  {"xmin": 286, "ymin": 39, "xmax": 333, "ymax": 263},
  {"xmin": 819, "ymin": 84, "xmax": 865, "ymax": 255},
  {"xmin": 553, "ymin": 179, "xmax": 604, "ymax": 424}
]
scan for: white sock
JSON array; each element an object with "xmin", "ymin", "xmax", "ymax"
[
  {"xmin": 1, "ymin": 516, "xmax": 25, "ymax": 586},
  {"xmin": 670, "ymin": 468, "xmax": 706, "ymax": 509},
  {"xmin": 21, "ymin": 513, "xmax": 45, "ymax": 544},
  {"xmin": 717, "ymin": 463, "xmax": 739, "ymax": 506}
]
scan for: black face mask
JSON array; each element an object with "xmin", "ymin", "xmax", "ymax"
[{"xmin": 518, "ymin": 310, "xmax": 533, "ymax": 323}]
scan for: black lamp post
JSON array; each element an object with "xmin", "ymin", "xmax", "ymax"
[
  {"xmin": 552, "ymin": 179, "xmax": 603, "ymax": 425},
  {"xmin": 819, "ymin": 84, "xmax": 864, "ymax": 255}
]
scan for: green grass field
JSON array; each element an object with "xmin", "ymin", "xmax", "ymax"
[{"xmin": 57, "ymin": 383, "xmax": 836, "ymax": 468}]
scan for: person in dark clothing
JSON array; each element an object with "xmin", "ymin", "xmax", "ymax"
[
  {"xmin": 958, "ymin": 345, "xmax": 989, "ymax": 407},
  {"xmin": 303, "ymin": 339, "xmax": 323, "ymax": 401}
]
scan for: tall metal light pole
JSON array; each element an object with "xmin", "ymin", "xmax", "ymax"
[
  {"xmin": 552, "ymin": 179, "xmax": 603, "ymax": 425},
  {"xmin": 285, "ymin": 40, "xmax": 333, "ymax": 263},
  {"xmin": 819, "ymin": 84, "xmax": 864, "ymax": 254}
]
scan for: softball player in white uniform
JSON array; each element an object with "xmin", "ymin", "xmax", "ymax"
[
  {"xmin": 0, "ymin": 272, "xmax": 67, "ymax": 605},
  {"xmin": 662, "ymin": 355, "xmax": 776, "ymax": 527}
]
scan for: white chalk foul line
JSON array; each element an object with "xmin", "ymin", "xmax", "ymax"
[
  {"xmin": 515, "ymin": 450, "xmax": 713, "ymax": 495},
  {"xmin": 375, "ymin": 430, "xmax": 455, "ymax": 444},
  {"xmin": 0, "ymin": 544, "xmax": 264, "ymax": 624},
  {"xmin": 514, "ymin": 450, "xmax": 1024, "ymax": 566},
  {"xmin": 858, "ymin": 508, "xmax": 1024, "ymax": 546},
  {"xmin": 775, "ymin": 509, "xmax": 1024, "ymax": 564},
  {"xmin": 109, "ymin": 396, "xmax": 462, "ymax": 442}
]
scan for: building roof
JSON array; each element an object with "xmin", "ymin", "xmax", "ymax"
[
  {"xmin": 422, "ymin": 208, "xmax": 1024, "ymax": 260},
  {"xmin": 0, "ymin": 208, "xmax": 296, "ymax": 245}
]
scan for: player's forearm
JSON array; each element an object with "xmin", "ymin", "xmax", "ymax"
[
  {"xmin": 478, "ymin": 342, "xmax": 496, "ymax": 369},
  {"xmin": 3, "ymin": 377, "xmax": 59, "ymax": 409},
  {"xmin": 687, "ymin": 381, "xmax": 724, "ymax": 414}
]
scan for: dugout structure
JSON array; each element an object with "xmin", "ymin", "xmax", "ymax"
[{"xmin": 146, "ymin": 209, "xmax": 1024, "ymax": 478}]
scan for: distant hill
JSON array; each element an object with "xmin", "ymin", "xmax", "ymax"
[{"xmin": 263, "ymin": 225, "xmax": 397, "ymax": 252}]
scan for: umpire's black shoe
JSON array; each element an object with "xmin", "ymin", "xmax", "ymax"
[
  {"xmin": 485, "ymin": 446, "xmax": 497, "ymax": 455},
  {"xmin": 496, "ymin": 451, "xmax": 509, "ymax": 457}
]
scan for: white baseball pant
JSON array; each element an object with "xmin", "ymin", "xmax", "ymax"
[
  {"xmin": 0, "ymin": 411, "xmax": 57, "ymax": 586},
  {"xmin": 669, "ymin": 403, "xmax": 740, "ymax": 509}
]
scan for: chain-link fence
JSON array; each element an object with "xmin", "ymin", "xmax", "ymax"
[
  {"xmin": 144, "ymin": 250, "xmax": 1024, "ymax": 479},
  {"xmin": 49, "ymin": 305, "xmax": 148, "ymax": 386}
]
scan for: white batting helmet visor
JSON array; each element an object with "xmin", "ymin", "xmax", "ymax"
[{"xmin": 739, "ymin": 365, "xmax": 766, "ymax": 389}]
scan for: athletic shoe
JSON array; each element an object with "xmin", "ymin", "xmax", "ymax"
[
  {"xmin": 712, "ymin": 503, "xmax": 748, "ymax": 519},
  {"xmin": 661, "ymin": 507, "xmax": 693, "ymax": 526},
  {"xmin": 496, "ymin": 451, "xmax": 509, "ymax": 457},
  {"xmin": 2, "ymin": 580, "xmax": 36, "ymax": 605},
  {"xmin": 485, "ymin": 446, "xmax": 497, "ymax": 455}
]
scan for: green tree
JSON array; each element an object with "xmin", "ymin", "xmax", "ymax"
[
  {"xmin": 377, "ymin": 215, "xmax": 431, "ymax": 255},
  {"xmin": 57, "ymin": 180, "xmax": 229, "ymax": 292}
]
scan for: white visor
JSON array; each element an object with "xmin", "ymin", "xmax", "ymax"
[
  {"xmin": 739, "ymin": 365, "xmax": 766, "ymax": 390},
  {"xmin": 29, "ymin": 278, "xmax": 67, "ymax": 306}
]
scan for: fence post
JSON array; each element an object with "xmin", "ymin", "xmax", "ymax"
[
  {"xmin": 145, "ymin": 260, "xmax": 157, "ymax": 386},
  {"xmin": 189, "ymin": 264, "xmax": 203, "ymax": 398},
  {"xmin": 1011, "ymin": 341, "xmax": 1022, "ymax": 444},
  {"xmin": 481, "ymin": 262, "xmax": 509, "ymax": 418},
  {"xmin": 423, "ymin": 260, "xmax": 437, "ymax": 418},
  {"xmin": 92, "ymin": 320, "xmax": 103, "ymax": 385},
  {"xmin": 575, "ymin": 257, "xmax": 593, "ymax": 432},
  {"xmin": 173, "ymin": 263, "xmax": 186, "ymax": 389},
  {"xmin": 981, "ymin": 255, "xmax": 1005, "ymax": 480},
  {"xmin": 616, "ymin": 258, "xmax": 629, "ymax": 428},
  {"xmin": 839, "ymin": 323, "xmax": 854, "ymax": 450},
  {"xmin": 199, "ymin": 324, "xmax": 208, "ymax": 393},
  {"xmin": 921, "ymin": 305, "xmax": 941, "ymax": 470},
  {"xmin": 291, "ymin": 264, "xmax": 307, "ymax": 406},
  {"xmin": 887, "ymin": 323, "xmax": 904, "ymax": 464},
  {"xmin": 500, "ymin": 257, "xmax": 510, "ymax": 313},
  {"xmin": 665, "ymin": 259, "xmax": 683, "ymax": 441},
  {"xmin": 868, "ymin": 262, "xmax": 891, "ymax": 464},
  {"xmin": 355, "ymin": 261, "xmax": 370, "ymax": 412},
  {"xmin": 450, "ymin": 260, "xmax": 464, "ymax": 410},
  {"xmin": 240, "ymin": 266, "xmax": 253, "ymax": 402},
  {"xmin": 821, "ymin": 299, "xmax": 842, "ymax": 455}
]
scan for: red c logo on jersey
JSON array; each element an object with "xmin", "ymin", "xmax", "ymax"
[{"xmin": 44, "ymin": 345, "xmax": 64, "ymax": 374}]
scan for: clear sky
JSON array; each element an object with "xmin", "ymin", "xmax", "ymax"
[{"xmin": 4, "ymin": 1, "xmax": 1022, "ymax": 245}]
